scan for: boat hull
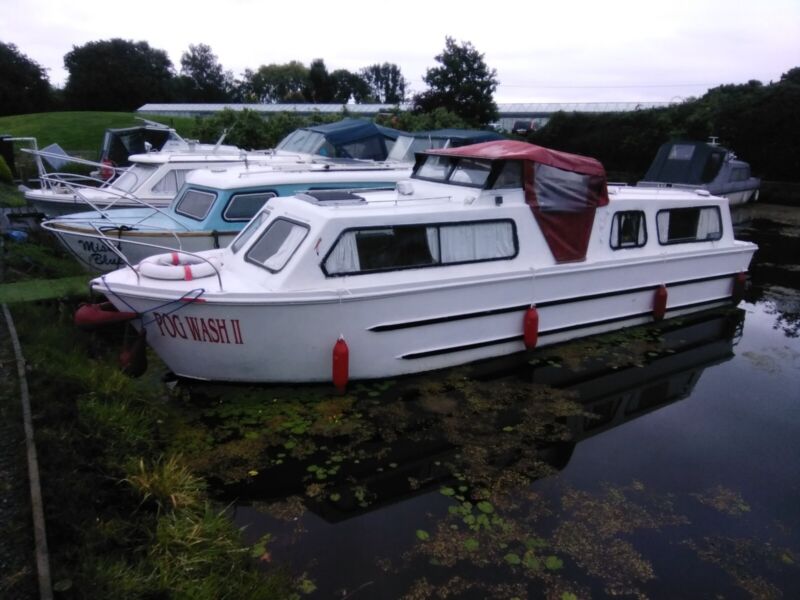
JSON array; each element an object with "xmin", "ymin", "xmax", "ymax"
[
  {"xmin": 51, "ymin": 225, "xmax": 236, "ymax": 272},
  {"xmin": 99, "ymin": 246, "xmax": 755, "ymax": 383}
]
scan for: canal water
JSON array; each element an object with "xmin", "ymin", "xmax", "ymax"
[{"xmin": 189, "ymin": 204, "xmax": 799, "ymax": 599}]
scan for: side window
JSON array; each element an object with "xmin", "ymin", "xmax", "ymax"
[
  {"xmin": 324, "ymin": 220, "xmax": 517, "ymax": 276},
  {"xmin": 246, "ymin": 219, "xmax": 308, "ymax": 272},
  {"xmin": 174, "ymin": 189, "xmax": 216, "ymax": 221},
  {"xmin": 610, "ymin": 211, "xmax": 647, "ymax": 249},
  {"xmin": 656, "ymin": 207, "xmax": 722, "ymax": 244},
  {"xmin": 224, "ymin": 192, "xmax": 276, "ymax": 221},
  {"xmin": 152, "ymin": 169, "xmax": 191, "ymax": 194}
]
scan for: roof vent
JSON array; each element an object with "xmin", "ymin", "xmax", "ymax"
[
  {"xmin": 397, "ymin": 180, "xmax": 414, "ymax": 195},
  {"xmin": 296, "ymin": 190, "xmax": 366, "ymax": 205}
]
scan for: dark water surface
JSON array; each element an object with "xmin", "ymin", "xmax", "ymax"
[{"xmin": 198, "ymin": 204, "xmax": 800, "ymax": 599}]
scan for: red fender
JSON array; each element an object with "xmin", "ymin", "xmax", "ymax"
[
  {"xmin": 523, "ymin": 306, "xmax": 539, "ymax": 349},
  {"xmin": 332, "ymin": 337, "xmax": 349, "ymax": 392},
  {"xmin": 732, "ymin": 272, "xmax": 747, "ymax": 304},
  {"xmin": 653, "ymin": 285, "xmax": 668, "ymax": 321},
  {"xmin": 100, "ymin": 158, "xmax": 115, "ymax": 180},
  {"xmin": 74, "ymin": 302, "xmax": 138, "ymax": 330}
]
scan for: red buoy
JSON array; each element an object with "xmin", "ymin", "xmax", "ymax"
[
  {"xmin": 74, "ymin": 302, "xmax": 138, "ymax": 331},
  {"xmin": 332, "ymin": 337, "xmax": 349, "ymax": 392},
  {"xmin": 523, "ymin": 306, "xmax": 539, "ymax": 349},
  {"xmin": 732, "ymin": 272, "xmax": 747, "ymax": 304},
  {"xmin": 653, "ymin": 285, "xmax": 668, "ymax": 321}
]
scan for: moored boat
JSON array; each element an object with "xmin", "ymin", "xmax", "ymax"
[
  {"xmin": 41, "ymin": 161, "xmax": 410, "ymax": 272},
  {"xmin": 90, "ymin": 140, "xmax": 757, "ymax": 384},
  {"xmin": 637, "ymin": 138, "xmax": 760, "ymax": 205}
]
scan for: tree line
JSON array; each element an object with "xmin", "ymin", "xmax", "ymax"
[{"xmin": 0, "ymin": 37, "xmax": 499, "ymax": 126}]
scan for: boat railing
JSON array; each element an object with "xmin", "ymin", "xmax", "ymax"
[
  {"xmin": 40, "ymin": 221, "xmax": 225, "ymax": 290},
  {"xmin": 33, "ymin": 173, "xmax": 180, "ymax": 219},
  {"xmin": 21, "ymin": 148, "xmax": 126, "ymax": 185}
]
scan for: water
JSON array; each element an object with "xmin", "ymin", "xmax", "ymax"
[{"xmin": 197, "ymin": 203, "xmax": 800, "ymax": 599}]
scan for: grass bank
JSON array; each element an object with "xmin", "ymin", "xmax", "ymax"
[{"xmin": 0, "ymin": 112, "xmax": 196, "ymax": 157}]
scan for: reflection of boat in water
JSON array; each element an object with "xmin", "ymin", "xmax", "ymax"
[
  {"xmin": 223, "ymin": 307, "xmax": 744, "ymax": 523},
  {"xmin": 637, "ymin": 138, "xmax": 760, "ymax": 205}
]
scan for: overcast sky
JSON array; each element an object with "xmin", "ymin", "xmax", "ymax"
[{"xmin": 2, "ymin": 0, "xmax": 798, "ymax": 104}]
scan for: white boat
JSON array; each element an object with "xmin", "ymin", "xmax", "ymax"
[
  {"xmin": 41, "ymin": 161, "xmax": 410, "ymax": 272},
  {"xmin": 90, "ymin": 140, "xmax": 756, "ymax": 385},
  {"xmin": 24, "ymin": 118, "xmax": 405, "ymax": 217},
  {"xmin": 637, "ymin": 138, "xmax": 760, "ymax": 205}
]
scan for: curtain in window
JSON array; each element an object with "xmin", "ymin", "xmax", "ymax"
[
  {"xmin": 657, "ymin": 212, "xmax": 670, "ymax": 242},
  {"xmin": 426, "ymin": 227, "xmax": 440, "ymax": 262},
  {"xmin": 264, "ymin": 225, "xmax": 307, "ymax": 271},
  {"xmin": 325, "ymin": 231, "xmax": 361, "ymax": 274},
  {"xmin": 439, "ymin": 222, "xmax": 514, "ymax": 262},
  {"xmin": 696, "ymin": 208, "xmax": 720, "ymax": 240}
]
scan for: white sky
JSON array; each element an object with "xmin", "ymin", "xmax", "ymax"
[{"xmin": 1, "ymin": 0, "xmax": 798, "ymax": 103}]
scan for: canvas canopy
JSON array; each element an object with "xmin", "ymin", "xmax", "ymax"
[
  {"xmin": 277, "ymin": 118, "xmax": 403, "ymax": 160},
  {"xmin": 431, "ymin": 141, "xmax": 609, "ymax": 262},
  {"xmin": 642, "ymin": 141, "xmax": 727, "ymax": 185}
]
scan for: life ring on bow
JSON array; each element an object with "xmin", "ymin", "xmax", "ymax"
[{"xmin": 138, "ymin": 252, "xmax": 221, "ymax": 281}]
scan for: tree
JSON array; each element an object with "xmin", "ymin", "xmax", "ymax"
[
  {"xmin": 360, "ymin": 63, "xmax": 408, "ymax": 104},
  {"xmin": 240, "ymin": 61, "xmax": 309, "ymax": 103},
  {"xmin": 64, "ymin": 39, "xmax": 174, "ymax": 111},
  {"xmin": 177, "ymin": 43, "xmax": 234, "ymax": 102},
  {"xmin": 414, "ymin": 37, "xmax": 498, "ymax": 126},
  {"xmin": 305, "ymin": 58, "xmax": 334, "ymax": 102},
  {"xmin": 330, "ymin": 69, "xmax": 372, "ymax": 103},
  {"xmin": 0, "ymin": 41, "xmax": 52, "ymax": 116}
]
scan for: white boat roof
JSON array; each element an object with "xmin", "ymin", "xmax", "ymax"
[{"xmin": 182, "ymin": 162, "xmax": 411, "ymax": 190}]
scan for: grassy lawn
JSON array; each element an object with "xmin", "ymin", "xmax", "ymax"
[{"xmin": 0, "ymin": 112, "xmax": 197, "ymax": 157}]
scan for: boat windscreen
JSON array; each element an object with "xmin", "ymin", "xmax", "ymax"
[{"xmin": 111, "ymin": 164, "xmax": 158, "ymax": 192}]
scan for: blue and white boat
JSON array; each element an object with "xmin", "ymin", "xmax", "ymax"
[{"xmin": 42, "ymin": 161, "xmax": 409, "ymax": 272}]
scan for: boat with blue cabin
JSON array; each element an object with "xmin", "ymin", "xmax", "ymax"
[
  {"xmin": 42, "ymin": 161, "xmax": 410, "ymax": 272},
  {"xmin": 87, "ymin": 140, "xmax": 756, "ymax": 385},
  {"xmin": 637, "ymin": 138, "xmax": 760, "ymax": 205}
]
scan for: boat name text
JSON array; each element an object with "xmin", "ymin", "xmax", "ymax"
[{"xmin": 153, "ymin": 312, "xmax": 244, "ymax": 345}]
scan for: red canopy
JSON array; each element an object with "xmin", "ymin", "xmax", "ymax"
[
  {"xmin": 429, "ymin": 140, "xmax": 609, "ymax": 263},
  {"xmin": 428, "ymin": 139, "xmax": 607, "ymax": 178}
]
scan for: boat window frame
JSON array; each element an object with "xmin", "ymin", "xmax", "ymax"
[
  {"xmin": 222, "ymin": 190, "xmax": 278, "ymax": 222},
  {"xmin": 609, "ymin": 210, "xmax": 648, "ymax": 250},
  {"xmin": 244, "ymin": 217, "xmax": 309, "ymax": 274},
  {"xmin": 412, "ymin": 155, "xmax": 496, "ymax": 190},
  {"xmin": 655, "ymin": 206, "xmax": 723, "ymax": 245},
  {"xmin": 231, "ymin": 209, "xmax": 270, "ymax": 254},
  {"xmin": 321, "ymin": 218, "xmax": 519, "ymax": 278},
  {"xmin": 174, "ymin": 188, "xmax": 218, "ymax": 222}
]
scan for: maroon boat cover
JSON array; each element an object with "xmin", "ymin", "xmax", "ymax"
[{"xmin": 431, "ymin": 140, "xmax": 609, "ymax": 262}]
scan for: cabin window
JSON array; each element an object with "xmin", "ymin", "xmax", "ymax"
[
  {"xmin": 341, "ymin": 137, "xmax": 383, "ymax": 161},
  {"xmin": 223, "ymin": 192, "xmax": 276, "ymax": 221},
  {"xmin": 416, "ymin": 155, "xmax": 453, "ymax": 181},
  {"xmin": 656, "ymin": 207, "xmax": 722, "ymax": 244},
  {"xmin": 231, "ymin": 210, "xmax": 270, "ymax": 254},
  {"xmin": 668, "ymin": 144, "xmax": 695, "ymax": 160},
  {"xmin": 175, "ymin": 189, "xmax": 216, "ymax": 221},
  {"xmin": 534, "ymin": 163, "xmax": 600, "ymax": 212},
  {"xmin": 449, "ymin": 158, "xmax": 492, "ymax": 187},
  {"xmin": 246, "ymin": 218, "xmax": 308, "ymax": 272},
  {"xmin": 731, "ymin": 166, "xmax": 751, "ymax": 182},
  {"xmin": 492, "ymin": 161, "xmax": 523, "ymax": 189},
  {"xmin": 323, "ymin": 220, "xmax": 517, "ymax": 276},
  {"xmin": 152, "ymin": 169, "xmax": 191, "ymax": 194},
  {"xmin": 610, "ymin": 211, "xmax": 647, "ymax": 249},
  {"xmin": 112, "ymin": 164, "xmax": 157, "ymax": 192}
]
